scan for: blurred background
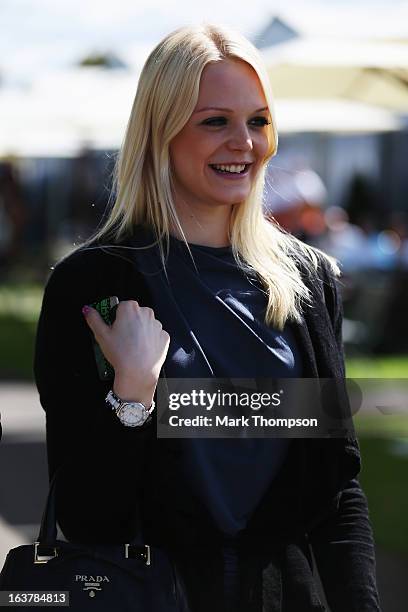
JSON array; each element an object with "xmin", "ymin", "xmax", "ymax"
[{"xmin": 0, "ymin": 1, "xmax": 407, "ymax": 609}]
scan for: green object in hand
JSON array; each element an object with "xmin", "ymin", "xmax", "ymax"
[{"xmin": 91, "ymin": 296, "xmax": 119, "ymax": 381}]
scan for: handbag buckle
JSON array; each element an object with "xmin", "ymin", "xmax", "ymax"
[
  {"xmin": 34, "ymin": 542, "xmax": 58, "ymax": 564},
  {"xmin": 124, "ymin": 543, "xmax": 151, "ymax": 566}
]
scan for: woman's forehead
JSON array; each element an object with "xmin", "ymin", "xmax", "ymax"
[{"xmin": 196, "ymin": 60, "xmax": 267, "ymax": 111}]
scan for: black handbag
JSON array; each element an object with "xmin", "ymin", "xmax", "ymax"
[{"xmin": 0, "ymin": 471, "xmax": 187, "ymax": 611}]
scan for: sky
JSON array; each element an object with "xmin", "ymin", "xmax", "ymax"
[{"xmin": 2, "ymin": 0, "xmax": 408, "ymax": 84}]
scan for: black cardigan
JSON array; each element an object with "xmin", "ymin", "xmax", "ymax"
[{"xmin": 33, "ymin": 233, "xmax": 381, "ymax": 611}]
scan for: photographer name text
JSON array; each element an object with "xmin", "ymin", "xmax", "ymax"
[{"xmin": 168, "ymin": 415, "xmax": 318, "ymax": 428}]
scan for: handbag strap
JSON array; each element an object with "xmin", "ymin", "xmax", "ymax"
[
  {"xmin": 36, "ymin": 466, "xmax": 146, "ymax": 552},
  {"xmin": 37, "ymin": 467, "xmax": 59, "ymax": 544}
]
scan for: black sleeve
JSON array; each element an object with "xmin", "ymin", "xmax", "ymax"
[
  {"xmin": 309, "ymin": 478, "xmax": 381, "ymax": 611},
  {"xmin": 319, "ymin": 255, "xmax": 346, "ymax": 376},
  {"xmin": 33, "ymin": 252, "xmax": 154, "ymax": 544},
  {"xmin": 310, "ymin": 256, "xmax": 381, "ymax": 611}
]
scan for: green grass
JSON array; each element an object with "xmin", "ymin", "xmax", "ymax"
[
  {"xmin": 346, "ymin": 357, "xmax": 408, "ymax": 378},
  {"xmin": 0, "ymin": 284, "xmax": 42, "ymax": 379},
  {"xmin": 0, "ymin": 283, "xmax": 43, "ymax": 321},
  {"xmin": 358, "ymin": 437, "xmax": 408, "ymax": 556},
  {"xmin": 0, "ymin": 314, "xmax": 38, "ymax": 379},
  {"xmin": 354, "ymin": 414, "xmax": 408, "ymax": 556},
  {"xmin": 355, "ymin": 414, "xmax": 408, "ymax": 437}
]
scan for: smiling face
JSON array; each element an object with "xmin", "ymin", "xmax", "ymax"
[{"xmin": 169, "ymin": 59, "xmax": 271, "ymax": 214}]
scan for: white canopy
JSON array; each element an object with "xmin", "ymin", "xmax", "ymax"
[
  {"xmin": 0, "ymin": 68, "xmax": 137, "ymax": 157},
  {"xmin": 274, "ymin": 99, "xmax": 401, "ymax": 133},
  {"xmin": 264, "ymin": 38, "xmax": 408, "ymax": 112}
]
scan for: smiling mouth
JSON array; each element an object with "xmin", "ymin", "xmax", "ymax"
[{"xmin": 209, "ymin": 163, "xmax": 252, "ymax": 176}]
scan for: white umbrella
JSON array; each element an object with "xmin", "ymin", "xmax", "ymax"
[
  {"xmin": 264, "ymin": 38, "xmax": 408, "ymax": 113},
  {"xmin": 0, "ymin": 67, "xmax": 138, "ymax": 157},
  {"xmin": 274, "ymin": 99, "xmax": 402, "ymax": 133}
]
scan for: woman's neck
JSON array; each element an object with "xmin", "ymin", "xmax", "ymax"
[{"xmin": 170, "ymin": 201, "xmax": 233, "ymax": 248}]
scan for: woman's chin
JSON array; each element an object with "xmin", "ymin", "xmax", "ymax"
[{"xmin": 208, "ymin": 189, "xmax": 252, "ymax": 207}]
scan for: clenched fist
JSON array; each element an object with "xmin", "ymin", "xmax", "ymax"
[{"xmin": 82, "ymin": 300, "xmax": 170, "ymax": 405}]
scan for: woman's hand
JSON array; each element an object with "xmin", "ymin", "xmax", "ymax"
[{"xmin": 82, "ymin": 300, "xmax": 170, "ymax": 405}]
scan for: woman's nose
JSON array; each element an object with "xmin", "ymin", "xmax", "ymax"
[{"xmin": 227, "ymin": 124, "xmax": 253, "ymax": 152}]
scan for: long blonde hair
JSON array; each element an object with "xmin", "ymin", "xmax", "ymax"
[{"xmin": 79, "ymin": 23, "xmax": 339, "ymax": 330}]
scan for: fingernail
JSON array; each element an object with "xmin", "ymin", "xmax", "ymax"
[{"xmin": 82, "ymin": 305, "xmax": 91, "ymax": 316}]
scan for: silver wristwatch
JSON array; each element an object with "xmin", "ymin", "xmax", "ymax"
[{"xmin": 105, "ymin": 389, "xmax": 155, "ymax": 427}]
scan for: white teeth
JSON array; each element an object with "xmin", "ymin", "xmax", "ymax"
[{"xmin": 212, "ymin": 164, "xmax": 246, "ymax": 173}]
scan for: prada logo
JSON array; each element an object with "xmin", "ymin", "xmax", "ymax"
[
  {"xmin": 75, "ymin": 575, "xmax": 110, "ymax": 598},
  {"xmin": 75, "ymin": 575, "xmax": 110, "ymax": 583}
]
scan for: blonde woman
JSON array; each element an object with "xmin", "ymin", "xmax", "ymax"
[{"xmin": 34, "ymin": 24, "xmax": 381, "ymax": 612}]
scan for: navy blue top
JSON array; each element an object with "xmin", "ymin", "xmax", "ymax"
[{"xmin": 130, "ymin": 228, "xmax": 303, "ymax": 536}]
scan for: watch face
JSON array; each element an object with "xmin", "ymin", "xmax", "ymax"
[{"xmin": 118, "ymin": 403, "xmax": 146, "ymax": 427}]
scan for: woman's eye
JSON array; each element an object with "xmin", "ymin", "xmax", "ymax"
[
  {"xmin": 201, "ymin": 117, "xmax": 227, "ymax": 126},
  {"xmin": 250, "ymin": 116, "xmax": 271, "ymax": 127}
]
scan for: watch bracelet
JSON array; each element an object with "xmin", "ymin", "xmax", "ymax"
[{"xmin": 106, "ymin": 388, "xmax": 155, "ymax": 413}]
